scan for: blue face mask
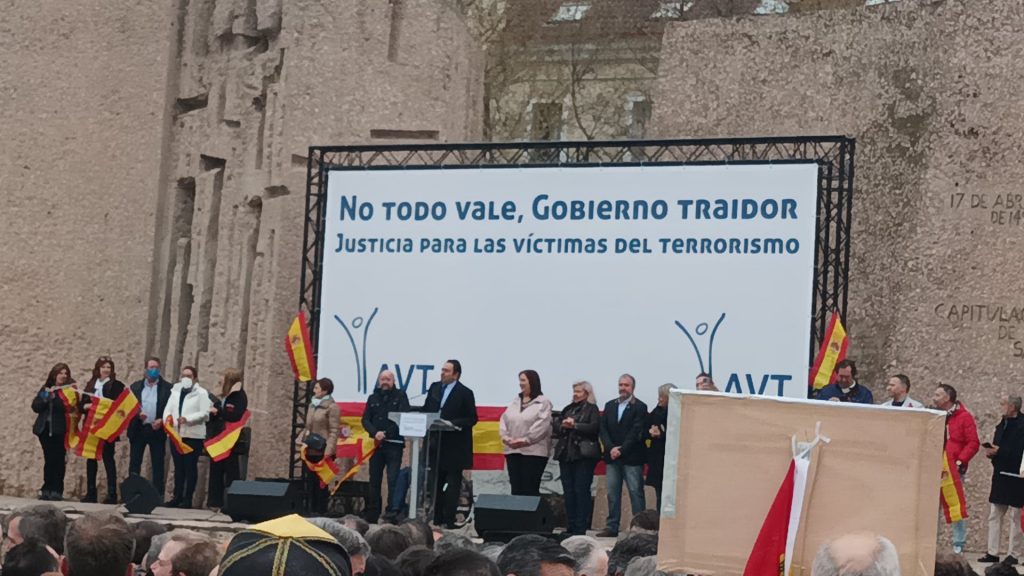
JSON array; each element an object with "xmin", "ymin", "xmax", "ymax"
[{"xmin": 146, "ymin": 368, "xmax": 160, "ymax": 380}]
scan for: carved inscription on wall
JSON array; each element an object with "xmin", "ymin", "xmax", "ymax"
[
  {"xmin": 949, "ymin": 192, "xmax": 1024, "ymax": 226},
  {"xmin": 934, "ymin": 303, "xmax": 1024, "ymax": 358}
]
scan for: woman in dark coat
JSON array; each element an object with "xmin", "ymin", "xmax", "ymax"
[
  {"xmin": 552, "ymin": 380, "xmax": 601, "ymax": 536},
  {"xmin": 645, "ymin": 383, "xmax": 677, "ymax": 512},
  {"xmin": 32, "ymin": 363, "xmax": 74, "ymax": 501},
  {"xmin": 207, "ymin": 368, "xmax": 249, "ymax": 509}
]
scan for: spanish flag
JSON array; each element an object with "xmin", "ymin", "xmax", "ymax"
[
  {"xmin": 743, "ymin": 456, "xmax": 810, "ymax": 576},
  {"xmin": 940, "ymin": 450, "xmax": 968, "ymax": 523},
  {"xmin": 286, "ymin": 311, "xmax": 316, "ymax": 382},
  {"xmin": 205, "ymin": 411, "xmax": 251, "ymax": 461},
  {"xmin": 56, "ymin": 388, "xmax": 82, "ymax": 451},
  {"xmin": 165, "ymin": 416, "xmax": 194, "ymax": 455},
  {"xmin": 75, "ymin": 396, "xmax": 112, "ymax": 460},
  {"xmin": 809, "ymin": 312, "xmax": 848, "ymax": 391},
  {"xmin": 301, "ymin": 447, "xmax": 339, "ymax": 488},
  {"xmin": 91, "ymin": 389, "xmax": 140, "ymax": 441}
]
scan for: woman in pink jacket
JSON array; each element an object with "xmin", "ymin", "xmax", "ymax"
[{"xmin": 499, "ymin": 369, "xmax": 553, "ymax": 496}]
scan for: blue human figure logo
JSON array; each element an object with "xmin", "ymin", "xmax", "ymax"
[
  {"xmin": 674, "ymin": 313, "xmax": 726, "ymax": 377},
  {"xmin": 334, "ymin": 307, "xmax": 379, "ymax": 394}
]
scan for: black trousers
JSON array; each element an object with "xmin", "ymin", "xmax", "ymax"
[
  {"xmin": 207, "ymin": 453, "xmax": 240, "ymax": 508},
  {"xmin": 128, "ymin": 427, "xmax": 167, "ymax": 494},
  {"xmin": 86, "ymin": 441, "xmax": 118, "ymax": 499},
  {"xmin": 38, "ymin": 433, "xmax": 67, "ymax": 496},
  {"xmin": 170, "ymin": 438, "xmax": 204, "ymax": 505},
  {"xmin": 304, "ymin": 467, "xmax": 330, "ymax": 514},
  {"xmin": 432, "ymin": 466, "xmax": 464, "ymax": 525},
  {"xmin": 365, "ymin": 442, "xmax": 404, "ymax": 522},
  {"xmin": 560, "ymin": 458, "xmax": 598, "ymax": 535},
  {"xmin": 506, "ymin": 453, "xmax": 548, "ymax": 496}
]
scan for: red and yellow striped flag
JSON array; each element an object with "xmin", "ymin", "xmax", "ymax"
[
  {"xmin": 940, "ymin": 450, "xmax": 968, "ymax": 523},
  {"xmin": 473, "ymin": 407, "xmax": 505, "ymax": 471},
  {"xmin": 205, "ymin": 411, "xmax": 251, "ymax": 461},
  {"xmin": 91, "ymin": 389, "xmax": 140, "ymax": 441},
  {"xmin": 75, "ymin": 396, "xmax": 111, "ymax": 460},
  {"xmin": 286, "ymin": 311, "xmax": 316, "ymax": 382},
  {"xmin": 301, "ymin": 447, "xmax": 340, "ymax": 488},
  {"xmin": 809, "ymin": 312, "xmax": 848, "ymax": 391},
  {"xmin": 164, "ymin": 416, "xmax": 194, "ymax": 455},
  {"xmin": 56, "ymin": 388, "xmax": 82, "ymax": 451}
]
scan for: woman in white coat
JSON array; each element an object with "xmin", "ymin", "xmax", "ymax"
[{"xmin": 162, "ymin": 365, "xmax": 212, "ymax": 508}]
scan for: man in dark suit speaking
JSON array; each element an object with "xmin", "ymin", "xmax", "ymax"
[{"xmin": 422, "ymin": 359, "xmax": 478, "ymax": 528}]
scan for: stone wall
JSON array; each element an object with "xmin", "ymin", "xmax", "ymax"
[
  {"xmin": 650, "ymin": 0, "xmax": 1024, "ymax": 552},
  {"xmin": 0, "ymin": 1, "xmax": 175, "ymax": 497},
  {"xmin": 0, "ymin": 0, "xmax": 482, "ymax": 499}
]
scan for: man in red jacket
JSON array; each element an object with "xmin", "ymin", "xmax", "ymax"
[{"xmin": 933, "ymin": 383, "xmax": 981, "ymax": 554}]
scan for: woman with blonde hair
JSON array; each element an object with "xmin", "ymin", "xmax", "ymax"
[{"xmin": 552, "ymin": 380, "xmax": 601, "ymax": 535}]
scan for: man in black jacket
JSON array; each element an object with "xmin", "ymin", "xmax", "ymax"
[
  {"xmin": 979, "ymin": 395, "xmax": 1024, "ymax": 564},
  {"xmin": 127, "ymin": 357, "xmax": 173, "ymax": 493},
  {"xmin": 362, "ymin": 369, "xmax": 411, "ymax": 523},
  {"xmin": 597, "ymin": 374, "xmax": 648, "ymax": 537},
  {"xmin": 422, "ymin": 359, "xmax": 478, "ymax": 528}
]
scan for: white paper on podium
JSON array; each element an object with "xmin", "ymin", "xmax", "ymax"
[{"xmin": 399, "ymin": 413, "xmax": 428, "ymax": 438}]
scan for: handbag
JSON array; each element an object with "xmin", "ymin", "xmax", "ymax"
[
  {"xmin": 304, "ymin": 432, "xmax": 327, "ymax": 463},
  {"xmin": 577, "ymin": 437, "xmax": 601, "ymax": 460}
]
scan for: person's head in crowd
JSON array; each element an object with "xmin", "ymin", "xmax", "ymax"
[
  {"xmin": 695, "ymin": 372, "xmax": 717, "ymax": 392},
  {"xmin": 496, "ymin": 534, "xmax": 574, "ymax": 576},
  {"xmin": 366, "ymin": 525, "xmax": 413, "ymax": 561},
  {"xmin": 144, "ymin": 531, "xmax": 188, "ymax": 576},
  {"xmin": 810, "ymin": 533, "xmax": 899, "ymax": 576},
  {"xmin": 131, "ymin": 522, "xmax": 168, "ymax": 567},
  {"xmin": 984, "ymin": 560, "xmax": 1016, "ymax": 576},
  {"xmin": 656, "ymin": 383, "xmax": 676, "ymax": 408},
  {"xmin": 629, "ymin": 510, "xmax": 660, "ymax": 534},
  {"xmin": 219, "ymin": 515, "xmax": 351, "ymax": 576},
  {"xmin": 306, "ymin": 518, "xmax": 370, "ymax": 576},
  {"xmin": 572, "ymin": 381, "xmax": 597, "ymax": 405},
  {"xmin": 617, "ymin": 374, "xmax": 636, "ymax": 402},
  {"xmin": 886, "ymin": 375, "xmax": 911, "ymax": 404},
  {"xmin": 607, "ymin": 533, "xmax": 658, "ymax": 576},
  {"xmin": 64, "ymin": 511, "xmax": 135, "ymax": 576},
  {"xmin": 932, "ymin": 553, "xmax": 976, "ymax": 576},
  {"xmin": 1000, "ymin": 395, "xmax": 1022, "ymax": 419},
  {"xmin": 398, "ymin": 519, "xmax": 434, "ymax": 549},
  {"xmin": 441, "ymin": 360, "xmax": 462, "ymax": 384},
  {"xmin": 341, "ymin": 515, "xmax": 370, "ymax": 537},
  {"xmin": 5, "ymin": 505, "xmax": 68, "ymax": 556},
  {"xmin": 152, "ymin": 532, "xmax": 208, "ymax": 576},
  {"xmin": 478, "ymin": 544, "xmax": 504, "ymax": 564},
  {"xmin": 423, "ymin": 549, "xmax": 501, "ymax": 576},
  {"xmin": 2, "ymin": 538, "xmax": 60, "ymax": 576},
  {"xmin": 623, "ymin": 556, "xmax": 658, "ymax": 576},
  {"xmin": 434, "ymin": 532, "xmax": 477, "ymax": 554},
  {"xmin": 395, "ymin": 546, "xmax": 436, "ymax": 576},
  {"xmin": 169, "ymin": 541, "xmax": 219, "ymax": 576},
  {"xmin": 560, "ymin": 536, "xmax": 607, "ymax": 576},
  {"xmin": 834, "ymin": 360, "xmax": 857, "ymax": 389},
  {"xmin": 933, "ymin": 384, "xmax": 958, "ymax": 411},
  {"xmin": 363, "ymin": 555, "xmax": 401, "ymax": 576}
]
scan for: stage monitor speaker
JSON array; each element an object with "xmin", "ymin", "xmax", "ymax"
[
  {"xmin": 225, "ymin": 479, "xmax": 301, "ymax": 523},
  {"xmin": 121, "ymin": 473, "xmax": 161, "ymax": 515},
  {"xmin": 474, "ymin": 494, "xmax": 553, "ymax": 540}
]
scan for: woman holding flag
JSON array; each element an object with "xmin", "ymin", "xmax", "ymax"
[
  {"xmin": 298, "ymin": 377, "xmax": 340, "ymax": 514},
  {"xmin": 206, "ymin": 368, "xmax": 249, "ymax": 509},
  {"xmin": 32, "ymin": 363, "xmax": 74, "ymax": 501},
  {"xmin": 79, "ymin": 356, "xmax": 126, "ymax": 504},
  {"xmin": 162, "ymin": 366, "xmax": 212, "ymax": 508}
]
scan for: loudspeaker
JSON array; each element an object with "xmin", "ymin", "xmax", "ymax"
[
  {"xmin": 121, "ymin": 473, "xmax": 161, "ymax": 515},
  {"xmin": 474, "ymin": 494, "xmax": 553, "ymax": 540},
  {"xmin": 224, "ymin": 479, "xmax": 302, "ymax": 523}
]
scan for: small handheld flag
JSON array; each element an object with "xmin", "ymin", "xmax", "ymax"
[
  {"xmin": 205, "ymin": 410, "xmax": 252, "ymax": 461},
  {"xmin": 91, "ymin": 389, "xmax": 140, "ymax": 441},
  {"xmin": 286, "ymin": 311, "xmax": 316, "ymax": 382},
  {"xmin": 165, "ymin": 416, "xmax": 195, "ymax": 455},
  {"xmin": 301, "ymin": 447, "xmax": 339, "ymax": 488},
  {"xmin": 940, "ymin": 450, "xmax": 968, "ymax": 523},
  {"xmin": 809, "ymin": 312, "xmax": 848, "ymax": 391}
]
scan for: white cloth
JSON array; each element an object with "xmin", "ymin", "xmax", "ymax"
[
  {"xmin": 880, "ymin": 396, "xmax": 925, "ymax": 408},
  {"xmin": 162, "ymin": 382, "xmax": 212, "ymax": 439}
]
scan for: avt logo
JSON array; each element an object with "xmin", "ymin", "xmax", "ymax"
[{"xmin": 376, "ymin": 363, "xmax": 435, "ymax": 395}]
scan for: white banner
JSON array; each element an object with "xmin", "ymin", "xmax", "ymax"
[{"xmin": 318, "ymin": 163, "xmax": 818, "ymax": 408}]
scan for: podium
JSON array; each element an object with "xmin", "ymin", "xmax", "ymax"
[{"xmin": 388, "ymin": 411, "xmax": 460, "ymax": 521}]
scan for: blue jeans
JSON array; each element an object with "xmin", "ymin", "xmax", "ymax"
[
  {"xmin": 604, "ymin": 462, "xmax": 645, "ymax": 534},
  {"xmin": 952, "ymin": 519, "xmax": 967, "ymax": 551},
  {"xmin": 560, "ymin": 459, "xmax": 598, "ymax": 535}
]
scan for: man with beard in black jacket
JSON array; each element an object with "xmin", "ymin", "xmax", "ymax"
[{"xmin": 362, "ymin": 369, "xmax": 411, "ymax": 523}]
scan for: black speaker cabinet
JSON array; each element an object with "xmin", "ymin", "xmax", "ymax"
[
  {"xmin": 474, "ymin": 494, "xmax": 553, "ymax": 540},
  {"xmin": 121, "ymin": 473, "xmax": 161, "ymax": 515},
  {"xmin": 224, "ymin": 479, "xmax": 302, "ymax": 523}
]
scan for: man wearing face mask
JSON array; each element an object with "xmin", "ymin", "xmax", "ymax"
[{"xmin": 127, "ymin": 356, "xmax": 173, "ymax": 494}]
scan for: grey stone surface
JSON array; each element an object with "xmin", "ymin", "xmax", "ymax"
[{"xmin": 650, "ymin": 0, "xmax": 1024, "ymax": 554}]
